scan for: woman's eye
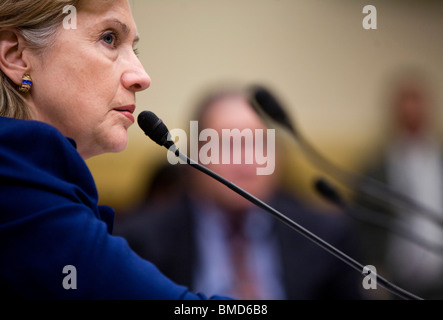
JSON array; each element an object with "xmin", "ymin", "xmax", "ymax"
[{"xmin": 102, "ymin": 32, "xmax": 118, "ymax": 47}]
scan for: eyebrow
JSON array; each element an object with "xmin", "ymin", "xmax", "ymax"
[{"xmin": 108, "ymin": 18, "xmax": 140, "ymax": 45}]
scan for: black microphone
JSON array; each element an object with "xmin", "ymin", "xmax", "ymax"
[
  {"xmin": 138, "ymin": 110, "xmax": 174, "ymax": 149},
  {"xmin": 248, "ymin": 85, "xmax": 443, "ymax": 229},
  {"xmin": 137, "ymin": 110, "xmax": 423, "ymax": 300},
  {"xmin": 250, "ymin": 85, "xmax": 297, "ymax": 136}
]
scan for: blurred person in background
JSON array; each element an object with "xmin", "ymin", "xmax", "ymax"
[
  {"xmin": 116, "ymin": 85, "xmax": 367, "ymax": 300},
  {"xmin": 355, "ymin": 69, "xmax": 443, "ymax": 299}
]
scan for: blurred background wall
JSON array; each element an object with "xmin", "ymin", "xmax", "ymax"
[{"xmin": 86, "ymin": 0, "xmax": 443, "ymax": 214}]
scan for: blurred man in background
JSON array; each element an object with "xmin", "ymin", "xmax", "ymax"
[
  {"xmin": 355, "ymin": 69, "xmax": 443, "ymax": 299},
  {"xmin": 116, "ymin": 85, "xmax": 366, "ymax": 300}
]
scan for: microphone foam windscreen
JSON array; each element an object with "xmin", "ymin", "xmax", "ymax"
[
  {"xmin": 137, "ymin": 110, "xmax": 170, "ymax": 147},
  {"xmin": 314, "ymin": 178, "xmax": 343, "ymax": 206},
  {"xmin": 250, "ymin": 85, "xmax": 296, "ymax": 134}
]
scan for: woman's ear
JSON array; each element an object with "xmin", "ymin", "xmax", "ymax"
[{"xmin": 0, "ymin": 28, "xmax": 30, "ymax": 86}]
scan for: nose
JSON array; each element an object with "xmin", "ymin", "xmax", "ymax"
[{"xmin": 121, "ymin": 54, "xmax": 151, "ymax": 93}]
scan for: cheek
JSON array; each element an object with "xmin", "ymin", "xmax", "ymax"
[
  {"xmin": 52, "ymin": 62, "xmax": 117, "ymax": 117},
  {"xmin": 71, "ymin": 61, "xmax": 117, "ymax": 101},
  {"xmin": 51, "ymin": 43, "xmax": 117, "ymax": 100},
  {"xmin": 31, "ymin": 61, "xmax": 116, "ymax": 141}
]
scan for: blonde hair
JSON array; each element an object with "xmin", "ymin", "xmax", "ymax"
[{"xmin": 0, "ymin": 0, "xmax": 80, "ymax": 120}]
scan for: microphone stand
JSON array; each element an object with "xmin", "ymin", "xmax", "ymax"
[
  {"xmin": 137, "ymin": 109, "xmax": 422, "ymax": 300},
  {"xmin": 248, "ymin": 87, "xmax": 443, "ymax": 229},
  {"xmin": 296, "ymin": 130, "xmax": 443, "ymax": 229},
  {"xmin": 315, "ymin": 177, "xmax": 443, "ymax": 256},
  {"xmin": 165, "ymin": 143, "xmax": 423, "ymax": 301}
]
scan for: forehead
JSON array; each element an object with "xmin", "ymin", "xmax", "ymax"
[
  {"xmin": 206, "ymin": 96, "xmax": 266, "ymax": 130},
  {"xmin": 77, "ymin": 0, "xmax": 137, "ymax": 34}
]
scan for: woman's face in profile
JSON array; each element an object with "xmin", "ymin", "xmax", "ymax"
[{"xmin": 27, "ymin": 0, "xmax": 151, "ymax": 159}]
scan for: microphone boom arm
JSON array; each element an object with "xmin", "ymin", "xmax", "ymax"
[
  {"xmin": 137, "ymin": 109, "xmax": 422, "ymax": 300},
  {"xmin": 167, "ymin": 144, "xmax": 422, "ymax": 301},
  {"xmin": 296, "ymin": 131, "xmax": 443, "ymax": 229},
  {"xmin": 248, "ymin": 86, "xmax": 443, "ymax": 229}
]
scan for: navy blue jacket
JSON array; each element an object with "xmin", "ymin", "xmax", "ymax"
[{"xmin": 0, "ymin": 116, "xmax": 227, "ymax": 300}]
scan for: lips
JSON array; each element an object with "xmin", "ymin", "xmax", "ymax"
[{"xmin": 114, "ymin": 105, "xmax": 136, "ymax": 123}]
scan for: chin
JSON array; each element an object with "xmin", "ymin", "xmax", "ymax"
[
  {"xmin": 108, "ymin": 134, "xmax": 129, "ymax": 154},
  {"xmin": 84, "ymin": 131, "xmax": 129, "ymax": 159}
]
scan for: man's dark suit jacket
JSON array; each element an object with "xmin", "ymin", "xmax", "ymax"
[{"xmin": 116, "ymin": 191, "xmax": 367, "ymax": 300}]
